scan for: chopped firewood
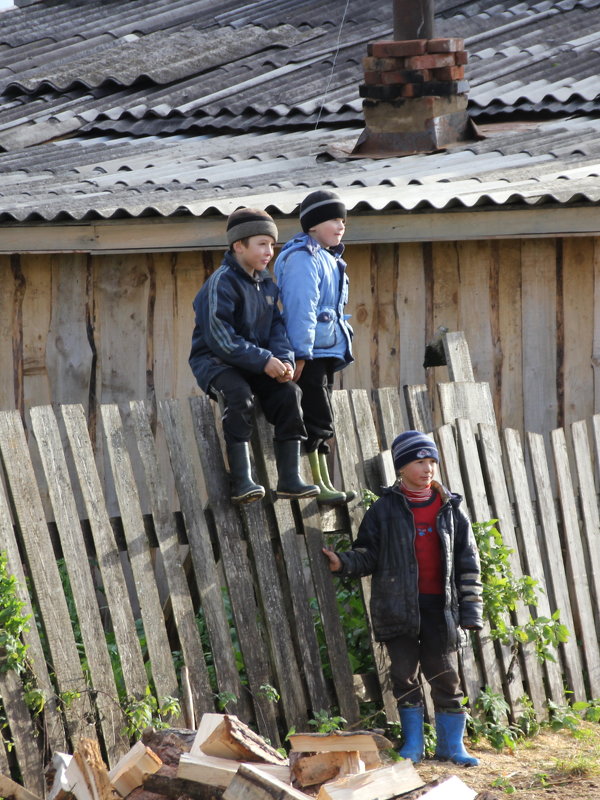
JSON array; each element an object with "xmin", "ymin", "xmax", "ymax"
[
  {"xmin": 201, "ymin": 715, "xmax": 287, "ymax": 764},
  {"xmin": 143, "ymin": 765, "xmax": 224, "ymax": 800},
  {"xmin": 316, "ymin": 761, "xmax": 424, "ymax": 800},
  {"xmin": 415, "ymin": 776, "xmax": 477, "ymax": 799},
  {"xmin": 47, "ymin": 753, "xmax": 72, "ymax": 800},
  {"xmin": 190, "ymin": 714, "xmax": 229, "ymax": 758},
  {"xmin": 141, "ymin": 727, "xmax": 196, "ymax": 767},
  {"xmin": 0, "ymin": 773, "xmax": 43, "ymax": 800},
  {"xmin": 177, "ymin": 753, "xmax": 290, "ymax": 788},
  {"xmin": 290, "ymin": 751, "xmax": 367, "ymax": 789},
  {"xmin": 223, "ymin": 763, "xmax": 310, "ymax": 800},
  {"xmin": 56, "ymin": 738, "xmax": 119, "ymax": 800},
  {"xmin": 287, "ymin": 731, "xmax": 391, "ymax": 755},
  {"xmin": 108, "ymin": 740, "xmax": 162, "ymax": 796}
]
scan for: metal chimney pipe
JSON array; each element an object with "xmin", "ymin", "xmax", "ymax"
[{"xmin": 393, "ymin": 0, "xmax": 434, "ymax": 39}]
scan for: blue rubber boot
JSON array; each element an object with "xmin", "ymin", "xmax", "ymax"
[
  {"xmin": 434, "ymin": 711, "xmax": 479, "ymax": 766},
  {"xmin": 398, "ymin": 706, "xmax": 425, "ymax": 763}
]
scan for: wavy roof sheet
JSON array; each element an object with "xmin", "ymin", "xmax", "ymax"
[{"xmin": 0, "ymin": 0, "xmax": 598, "ymax": 224}]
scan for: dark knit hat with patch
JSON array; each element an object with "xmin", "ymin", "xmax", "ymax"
[
  {"xmin": 226, "ymin": 208, "xmax": 278, "ymax": 246},
  {"xmin": 299, "ymin": 190, "xmax": 346, "ymax": 233},
  {"xmin": 391, "ymin": 430, "xmax": 439, "ymax": 471}
]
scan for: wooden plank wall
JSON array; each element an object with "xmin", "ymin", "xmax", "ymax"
[
  {"xmin": 1, "ymin": 386, "xmax": 600, "ymax": 788},
  {"xmin": 1, "ymin": 235, "xmax": 600, "ymax": 462}
]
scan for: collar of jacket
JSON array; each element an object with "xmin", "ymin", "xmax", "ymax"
[
  {"xmin": 386, "ymin": 479, "xmax": 456, "ymax": 506},
  {"xmin": 223, "ymin": 250, "xmax": 270, "ymax": 283},
  {"xmin": 301, "ymin": 233, "xmax": 345, "ymax": 258}
]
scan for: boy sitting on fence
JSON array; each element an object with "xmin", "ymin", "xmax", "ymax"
[
  {"xmin": 189, "ymin": 208, "xmax": 319, "ymax": 504},
  {"xmin": 322, "ymin": 430, "xmax": 482, "ymax": 766}
]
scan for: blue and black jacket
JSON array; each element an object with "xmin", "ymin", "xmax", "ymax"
[{"xmin": 189, "ymin": 251, "xmax": 294, "ymax": 394}]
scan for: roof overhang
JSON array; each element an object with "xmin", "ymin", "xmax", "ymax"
[{"xmin": 1, "ymin": 204, "xmax": 599, "ymax": 254}]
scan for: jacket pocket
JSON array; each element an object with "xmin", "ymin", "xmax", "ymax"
[{"xmin": 314, "ymin": 307, "xmax": 337, "ymax": 349}]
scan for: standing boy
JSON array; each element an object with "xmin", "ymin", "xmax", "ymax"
[
  {"xmin": 274, "ymin": 189, "xmax": 354, "ymax": 504},
  {"xmin": 189, "ymin": 208, "xmax": 319, "ymax": 504},
  {"xmin": 322, "ymin": 430, "xmax": 482, "ymax": 766}
]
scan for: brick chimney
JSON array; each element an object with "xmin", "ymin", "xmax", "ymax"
[{"xmin": 353, "ymin": 1, "xmax": 476, "ymax": 156}]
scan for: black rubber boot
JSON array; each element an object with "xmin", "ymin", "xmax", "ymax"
[
  {"xmin": 275, "ymin": 440, "xmax": 320, "ymax": 499},
  {"xmin": 227, "ymin": 442, "xmax": 265, "ymax": 504}
]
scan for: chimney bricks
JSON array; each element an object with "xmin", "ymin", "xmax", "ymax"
[{"xmin": 354, "ymin": 36, "xmax": 474, "ymax": 155}]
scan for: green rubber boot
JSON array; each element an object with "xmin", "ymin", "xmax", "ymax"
[
  {"xmin": 307, "ymin": 451, "xmax": 346, "ymax": 505},
  {"xmin": 318, "ymin": 452, "xmax": 357, "ymax": 503}
]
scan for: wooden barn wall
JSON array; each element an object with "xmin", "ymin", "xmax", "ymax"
[{"xmin": 0, "ymin": 236, "xmax": 599, "ymax": 440}]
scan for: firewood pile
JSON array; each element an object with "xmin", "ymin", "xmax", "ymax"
[{"xmin": 29, "ymin": 714, "xmax": 496, "ymax": 800}]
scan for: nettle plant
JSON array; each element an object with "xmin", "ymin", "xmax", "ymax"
[{"xmin": 472, "ymin": 520, "xmax": 570, "ymax": 664}]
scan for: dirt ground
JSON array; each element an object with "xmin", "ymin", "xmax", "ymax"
[{"xmin": 408, "ymin": 721, "xmax": 600, "ymax": 798}]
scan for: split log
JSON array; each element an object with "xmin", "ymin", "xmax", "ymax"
[
  {"xmin": 62, "ymin": 738, "xmax": 120, "ymax": 800},
  {"xmin": 108, "ymin": 740, "xmax": 162, "ymax": 796},
  {"xmin": 141, "ymin": 727, "xmax": 196, "ymax": 767},
  {"xmin": 190, "ymin": 714, "xmax": 229, "ymax": 757},
  {"xmin": 0, "ymin": 773, "xmax": 42, "ymax": 800},
  {"xmin": 287, "ymin": 731, "xmax": 390, "ymax": 755},
  {"xmin": 315, "ymin": 761, "xmax": 423, "ymax": 800},
  {"xmin": 290, "ymin": 751, "xmax": 367, "ymax": 789},
  {"xmin": 177, "ymin": 753, "xmax": 290, "ymax": 788},
  {"xmin": 143, "ymin": 765, "xmax": 224, "ymax": 800},
  {"xmin": 223, "ymin": 764, "xmax": 310, "ymax": 800},
  {"xmin": 201, "ymin": 716, "xmax": 287, "ymax": 764}
]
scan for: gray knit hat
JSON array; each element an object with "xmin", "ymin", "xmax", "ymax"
[
  {"xmin": 299, "ymin": 190, "xmax": 346, "ymax": 233},
  {"xmin": 391, "ymin": 430, "xmax": 439, "ymax": 471},
  {"xmin": 226, "ymin": 208, "xmax": 278, "ymax": 246}
]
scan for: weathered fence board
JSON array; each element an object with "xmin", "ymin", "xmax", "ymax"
[
  {"xmin": 571, "ymin": 420, "xmax": 600, "ymax": 635},
  {"xmin": 0, "ymin": 410, "xmax": 93, "ymax": 744},
  {"xmin": 454, "ymin": 419, "xmax": 516, "ymax": 706},
  {"xmin": 101, "ymin": 404, "xmax": 181, "ymax": 714},
  {"xmin": 129, "ymin": 400, "xmax": 214, "ymax": 720},
  {"xmin": 550, "ymin": 427, "xmax": 600, "ymax": 697},
  {"xmin": 30, "ymin": 405, "xmax": 130, "ymax": 763},
  {"xmin": 239, "ymin": 497, "xmax": 309, "ymax": 728},
  {"xmin": 525, "ymin": 430, "xmax": 587, "ymax": 702},
  {"xmin": 373, "ymin": 386, "xmax": 406, "ymax": 449},
  {"xmin": 0, "ymin": 469, "xmax": 66, "ymax": 762},
  {"xmin": 253, "ymin": 412, "xmax": 330, "ymax": 716},
  {"xmin": 477, "ymin": 423, "xmax": 558, "ymax": 713},
  {"xmin": 185, "ymin": 396, "xmax": 280, "ymax": 743},
  {"xmin": 348, "ymin": 389, "xmax": 399, "ymax": 724},
  {"xmin": 60, "ymin": 404, "xmax": 149, "ymax": 701},
  {"xmin": 158, "ymin": 398, "xmax": 250, "ymax": 722}
]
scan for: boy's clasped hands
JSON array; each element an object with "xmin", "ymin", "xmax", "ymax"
[{"xmin": 264, "ymin": 356, "xmax": 294, "ymax": 382}]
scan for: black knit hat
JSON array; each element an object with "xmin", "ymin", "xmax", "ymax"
[
  {"xmin": 226, "ymin": 208, "xmax": 278, "ymax": 246},
  {"xmin": 299, "ymin": 190, "xmax": 346, "ymax": 233},
  {"xmin": 391, "ymin": 430, "xmax": 439, "ymax": 471}
]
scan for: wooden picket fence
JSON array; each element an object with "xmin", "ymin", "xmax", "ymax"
[{"xmin": 1, "ymin": 335, "xmax": 600, "ymax": 792}]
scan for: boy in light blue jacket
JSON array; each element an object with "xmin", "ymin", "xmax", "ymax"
[{"xmin": 274, "ymin": 190, "xmax": 354, "ymax": 504}]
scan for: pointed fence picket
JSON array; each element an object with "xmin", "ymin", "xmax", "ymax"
[{"xmin": 0, "ymin": 374, "xmax": 599, "ymax": 785}]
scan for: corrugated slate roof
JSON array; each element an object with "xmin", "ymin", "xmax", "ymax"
[{"xmin": 0, "ymin": 0, "xmax": 598, "ymax": 224}]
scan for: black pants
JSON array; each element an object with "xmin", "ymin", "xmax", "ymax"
[
  {"xmin": 297, "ymin": 358, "xmax": 337, "ymax": 454},
  {"xmin": 210, "ymin": 367, "xmax": 307, "ymax": 447},
  {"xmin": 384, "ymin": 605, "xmax": 464, "ymax": 712}
]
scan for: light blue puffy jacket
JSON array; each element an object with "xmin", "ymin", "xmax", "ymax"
[{"xmin": 274, "ymin": 232, "xmax": 354, "ymax": 369}]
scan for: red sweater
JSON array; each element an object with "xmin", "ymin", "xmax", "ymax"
[{"xmin": 407, "ymin": 492, "xmax": 443, "ymax": 594}]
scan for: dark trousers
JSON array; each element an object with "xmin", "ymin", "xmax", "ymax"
[
  {"xmin": 384, "ymin": 606, "xmax": 464, "ymax": 712},
  {"xmin": 297, "ymin": 358, "xmax": 337, "ymax": 454},
  {"xmin": 210, "ymin": 367, "xmax": 307, "ymax": 446}
]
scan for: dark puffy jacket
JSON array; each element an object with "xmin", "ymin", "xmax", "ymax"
[
  {"xmin": 337, "ymin": 482, "xmax": 483, "ymax": 649},
  {"xmin": 189, "ymin": 251, "xmax": 294, "ymax": 393}
]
